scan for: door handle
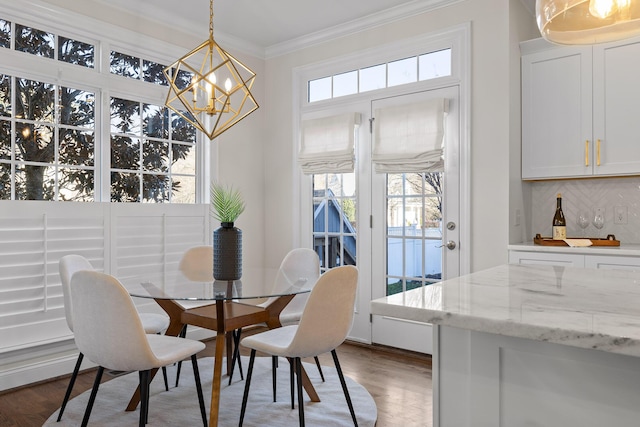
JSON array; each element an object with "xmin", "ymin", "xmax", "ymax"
[{"xmin": 438, "ymin": 240, "xmax": 456, "ymax": 250}]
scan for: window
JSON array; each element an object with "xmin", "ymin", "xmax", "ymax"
[
  {"xmin": 0, "ymin": 74, "xmax": 96, "ymax": 201},
  {"xmin": 12, "ymin": 23, "xmax": 95, "ymax": 68},
  {"xmin": 59, "ymin": 36, "xmax": 95, "ymax": 68},
  {"xmin": 110, "ymin": 50, "xmax": 169, "ymax": 86},
  {"xmin": 0, "ymin": 19, "xmax": 10, "ymax": 49},
  {"xmin": 313, "ymin": 173, "xmax": 357, "ymax": 271},
  {"xmin": 386, "ymin": 172, "xmax": 443, "ymax": 295},
  {"xmin": 15, "ymin": 24, "xmax": 54, "ymax": 58},
  {"xmin": 308, "ymin": 48, "xmax": 452, "ymax": 102},
  {"xmin": 0, "ymin": 18, "xmax": 198, "ymax": 202},
  {"xmin": 110, "ymin": 98, "xmax": 196, "ymax": 203}
]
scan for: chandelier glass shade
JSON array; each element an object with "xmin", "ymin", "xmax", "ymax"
[
  {"xmin": 536, "ymin": 0, "xmax": 640, "ymax": 44},
  {"xmin": 163, "ymin": 0, "xmax": 258, "ymax": 140}
]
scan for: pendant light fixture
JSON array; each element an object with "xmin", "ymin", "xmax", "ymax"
[
  {"xmin": 163, "ymin": 0, "xmax": 258, "ymax": 140},
  {"xmin": 536, "ymin": 0, "xmax": 640, "ymax": 44}
]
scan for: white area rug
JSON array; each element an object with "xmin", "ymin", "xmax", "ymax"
[{"xmin": 44, "ymin": 356, "xmax": 377, "ymax": 426}]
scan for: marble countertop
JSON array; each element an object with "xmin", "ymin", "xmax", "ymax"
[
  {"xmin": 508, "ymin": 242, "xmax": 640, "ymax": 256},
  {"xmin": 371, "ymin": 264, "xmax": 640, "ymax": 357}
]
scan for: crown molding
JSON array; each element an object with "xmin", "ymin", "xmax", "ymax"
[
  {"xmin": 1, "ymin": 0, "xmax": 463, "ymax": 61},
  {"xmin": 264, "ymin": 0, "xmax": 463, "ymax": 59}
]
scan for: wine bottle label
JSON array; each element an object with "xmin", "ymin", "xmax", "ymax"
[{"xmin": 552, "ymin": 225, "xmax": 566, "ymax": 240}]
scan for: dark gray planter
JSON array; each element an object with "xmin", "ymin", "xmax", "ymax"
[{"xmin": 213, "ymin": 222, "xmax": 242, "ymax": 280}]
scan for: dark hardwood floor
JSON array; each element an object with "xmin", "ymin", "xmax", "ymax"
[{"xmin": 0, "ymin": 334, "xmax": 432, "ymax": 427}]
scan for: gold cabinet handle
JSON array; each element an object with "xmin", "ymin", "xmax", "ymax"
[
  {"xmin": 596, "ymin": 139, "xmax": 601, "ymax": 166},
  {"xmin": 585, "ymin": 140, "xmax": 589, "ymax": 166}
]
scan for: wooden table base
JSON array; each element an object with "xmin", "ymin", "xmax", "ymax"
[{"xmin": 128, "ymin": 292, "xmax": 319, "ymax": 427}]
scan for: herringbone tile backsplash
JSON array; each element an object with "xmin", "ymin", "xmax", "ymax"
[{"xmin": 531, "ymin": 177, "xmax": 640, "ymax": 244}]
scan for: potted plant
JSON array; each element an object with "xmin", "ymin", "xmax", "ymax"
[{"xmin": 210, "ymin": 182, "xmax": 245, "ymax": 281}]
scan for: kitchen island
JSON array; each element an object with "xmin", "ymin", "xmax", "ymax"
[{"xmin": 371, "ymin": 264, "xmax": 640, "ymax": 427}]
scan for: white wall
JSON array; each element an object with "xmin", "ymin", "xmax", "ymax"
[
  {"xmin": 209, "ymin": 54, "xmax": 266, "ymax": 270},
  {"xmin": 35, "ymin": 0, "xmax": 539, "ymax": 272},
  {"xmin": 263, "ymin": 0, "xmax": 537, "ymax": 272},
  {"xmin": 509, "ymin": 2, "xmax": 540, "ymax": 245}
]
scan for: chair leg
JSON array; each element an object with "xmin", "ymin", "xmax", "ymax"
[
  {"xmin": 57, "ymin": 351, "xmax": 84, "ymax": 421},
  {"xmin": 190, "ymin": 355, "xmax": 208, "ymax": 427},
  {"xmin": 235, "ymin": 329, "xmax": 244, "ymax": 379},
  {"xmin": 295, "ymin": 357, "xmax": 305, "ymax": 427},
  {"xmin": 161, "ymin": 366, "xmax": 169, "ymax": 391},
  {"xmin": 239, "ymin": 349, "xmax": 256, "ymax": 427},
  {"xmin": 153, "ymin": 331, "xmax": 169, "ymax": 392},
  {"xmin": 80, "ymin": 366, "xmax": 104, "ymax": 427},
  {"xmin": 175, "ymin": 325, "xmax": 188, "ymax": 387},
  {"xmin": 228, "ymin": 328, "xmax": 244, "ymax": 385},
  {"xmin": 314, "ymin": 356, "xmax": 325, "ymax": 382},
  {"xmin": 331, "ymin": 349, "xmax": 358, "ymax": 427},
  {"xmin": 272, "ymin": 356, "xmax": 277, "ymax": 402},
  {"xmin": 289, "ymin": 358, "xmax": 295, "ymax": 409},
  {"xmin": 139, "ymin": 370, "xmax": 150, "ymax": 427}
]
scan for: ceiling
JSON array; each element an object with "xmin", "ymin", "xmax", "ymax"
[
  {"xmin": 91, "ymin": 0, "xmax": 427, "ymax": 51},
  {"xmin": 59, "ymin": 0, "xmax": 537, "ymax": 56}
]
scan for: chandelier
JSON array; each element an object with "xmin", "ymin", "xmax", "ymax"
[
  {"xmin": 536, "ymin": 0, "xmax": 640, "ymax": 44},
  {"xmin": 163, "ymin": 0, "xmax": 258, "ymax": 140}
]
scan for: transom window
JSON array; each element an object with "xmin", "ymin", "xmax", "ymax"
[
  {"xmin": 308, "ymin": 48, "xmax": 451, "ymax": 103},
  {"xmin": 110, "ymin": 50, "xmax": 169, "ymax": 85},
  {"xmin": 1, "ymin": 19, "xmax": 95, "ymax": 68}
]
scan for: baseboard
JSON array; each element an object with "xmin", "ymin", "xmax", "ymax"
[
  {"xmin": 0, "ymin": 326, "xmax": 215, "ymax": 393},
  {"xmin": 0, "ymin": 339, "xmax": 96, "ymax": 393}
]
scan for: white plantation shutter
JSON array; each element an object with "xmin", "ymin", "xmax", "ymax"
[
  {"xmin": 0, "ymin": 202, "xmax": 209, "ymax": 355},
  {"xmin": 0, "ymin": 202, "xmax": 106, "ymax": 351},
  {"xmin": 298, "ymin": 112, "xmax": 361, "ymax": 174},
  {"xmin": 372, "ymin": 98, "xmax": 447, "ymax": 173},
  {"xmin": 112, "ymin": 204, "xmax": 209, "ymax": 280}
]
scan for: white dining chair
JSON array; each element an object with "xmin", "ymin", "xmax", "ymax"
[
  {"xmin": 239, "ymin": 265, "xmax": 359, "ymax": 427},
  {"xmin": 56, "ymin": 255, "xmax": 170, "ymax": 422},
  {"xmin": 229, "ymin": 248, "xmax": 323, "ymax": 389},
  {"xmin": 70, "ymin": 270, "xmax": 208, "ymax": 427}
]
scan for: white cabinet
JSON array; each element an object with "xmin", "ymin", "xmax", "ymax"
[
  {"xmin": 584, "ymin": 255, "xmax": 640, "ymax": 271},
  {"xmin": 592, "ymin": 40, "xmax": 640, "ymax": 176},
  {"xmin": 521, "ymin": 44, "xmax": 592, "ymax": 179},
  {"xmin": 521, "ymin": 38, "xmax": 640, "ymax": 179},
  {"xmin": 509, "ymin": 248, "xmax": 640, "ymax": 271},
  {"xmin": 509, "ymin": 250, "xmax": 585, "ymax": 267}
]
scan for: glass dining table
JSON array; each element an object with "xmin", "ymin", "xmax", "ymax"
[{"xmin": 121, "ymin": 266, "xmax": 320, "ymax": 427}]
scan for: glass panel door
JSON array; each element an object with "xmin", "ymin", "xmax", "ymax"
[
  {"xmin": 371, "ymin": 86, "xmax": 460, "ymax": 353},
  {"xmin": 386, "ymin": 172, "xmax": 443, "ymax": 296},
  {"xmin": 312, "ymin": 173, "xmax": 357, "ymax": 271}
]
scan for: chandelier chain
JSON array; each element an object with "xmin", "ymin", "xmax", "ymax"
[{"xmin": 209, "ymin": 0, "xmax": 214, "ymax": 39}]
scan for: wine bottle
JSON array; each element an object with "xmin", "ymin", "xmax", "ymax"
[{"xmin": 552, "ymin": 193, "xmax": 566, "ymax": 240}]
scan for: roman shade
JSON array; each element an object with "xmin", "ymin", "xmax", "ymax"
[
  {"xmin": 372, "ymin": 98, "xmax": 447, "ymax": 173},
  {"xmin": 298, "ymin": 112, "xmax": 361, "ymax": 174}
]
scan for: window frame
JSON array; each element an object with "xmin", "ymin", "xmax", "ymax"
[{"xmin": 0, "ymin": 6, "xmax": 207, "ymax": 203}]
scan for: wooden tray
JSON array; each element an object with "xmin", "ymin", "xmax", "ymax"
[{"xmin": 534, "ymin": 234, "xmax": 620, "ymax": 246}]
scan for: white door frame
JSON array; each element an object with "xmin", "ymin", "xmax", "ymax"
[{"xmin": 292, "ymin": 23, "xmax": 471, "ymax": 346}]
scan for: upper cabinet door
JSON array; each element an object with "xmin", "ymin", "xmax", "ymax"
[
  {"xmin": 593, "ymin": 39, "xmax": 640, "ymax": 176},
  {"xmin": 521, "ymin": 46, "xmax": 593, "ymax": 179}
]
